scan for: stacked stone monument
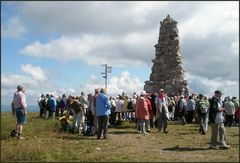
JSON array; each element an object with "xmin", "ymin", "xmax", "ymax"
[{"xmin": 144, "ymin": 15, "xmax": 189, "ymax": 96}]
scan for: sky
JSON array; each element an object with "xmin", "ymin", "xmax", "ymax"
[{"xmin": 1, "ymin": 1, "xmax": 239, "ymax": 105}]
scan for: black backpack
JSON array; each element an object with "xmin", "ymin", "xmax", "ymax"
[
  {"xmin": 127, "ymin": 101, "xmax": 133, "ymax": 110},
  {"xmin": 208, "ymin": 97, "xmax": 218, "ymax": 123},
  {"xmin": 41, "ymin": 98, "xmax": 47, "ymax": 108},
  {"xmin": 10, "ymin": 129, "xmax": 17, "ymax": 137}
]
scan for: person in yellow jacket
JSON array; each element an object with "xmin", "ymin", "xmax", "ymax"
[{"xmin": 59, "ymin": 111, "xmax": 73, "ymax": 132}]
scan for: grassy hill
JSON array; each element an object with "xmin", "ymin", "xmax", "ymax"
[{"xmin": 1, "ymin": 112, "xmax": 239, "ymax": 162}]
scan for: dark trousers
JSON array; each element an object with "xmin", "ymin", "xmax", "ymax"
[
  {"xmin": 158, "ymin": 113, "xmax": 168, "ymax": 132},
  {"xmin": 225, "ymin": 115, "xmax": 234, "ymax": 127},
  {"xmin": 150, "ymin": 118, "xmax": 154, "ymax": 128},
  {"xmin": 109, "ymin": 108, "xmax": 116, "ymax": 125},
  {"xmin": 180, "ymin": 110, "xmax": 186, "ymax": 125},
  {"xmin": 86, "ymin": 111, "xmax": 94, "ymax": 126},
  {"xmin": 97, "ymin": 115, "xmax": 109, "ymax": 139},
  {"xmin": 39, "ymin": 107, "xmax": 44, "ymax": 118},
  {"xmin": 187, "ymin": 111, "xmax": 194, "ymax": 124}
]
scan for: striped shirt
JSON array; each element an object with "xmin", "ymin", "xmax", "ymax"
[{"xmin": 13, "ymin": 91, "xmax": 27, "ymax": 109}]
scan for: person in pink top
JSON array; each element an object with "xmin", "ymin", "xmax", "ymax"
[{"xmin": 13, "ymin": 85, "xmax": 27, "ymax": 140}]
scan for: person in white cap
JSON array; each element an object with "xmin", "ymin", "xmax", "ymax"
[
  {"xmin": 155, "ymin": 89, "xmax": 169, "ymax": 133},
  {"xmin": 135, "ymin": 91, "xmax": 149, "ymax": 134}
]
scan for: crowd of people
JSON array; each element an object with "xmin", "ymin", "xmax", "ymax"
[{"xmin": 12, "ymin": 84, "xmax": 240, "ymax": 149}]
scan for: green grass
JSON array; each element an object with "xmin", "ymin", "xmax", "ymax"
[{"xmin": 1, "ymin": 112, "xmax": 239, "ymax": 162}]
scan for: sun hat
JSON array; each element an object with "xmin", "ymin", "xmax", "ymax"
[
  {"xmin": 160, "ymin": 89, "xmax": 165, "ymax": 92},
  {"xmin": 140, "ymin": 91, "xmax": 147, "ymax": 96}
]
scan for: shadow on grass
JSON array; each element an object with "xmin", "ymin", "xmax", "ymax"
[
  {"xmin": 162, "ymin": 146, "xmax": 209, "ymax": 151},
  {"xmin": 110, "ymin": 125, "xmax": 135, "ymax": 130},
  {"xmin": 58, "ymin": 134, "xmax": 97, "ymax": 140},
  {"xmin": 109, "ymin": 130, "xmax": 139, "ymax": 135},
  {"xmin": 177, "ymin": 132, "xmax": 197, "ymax": 135}
]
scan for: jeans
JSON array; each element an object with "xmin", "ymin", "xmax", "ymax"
[
  {"xmin": 187, "ymin": 110, "xmax": 194, "ymax": 123},
  {"xmin": 225, "ymin": 115, "xmax": 234, "ymax": 127},
  {"xmin": 16, "ymin": 108, "xmax": 27, "ymax": 125}
]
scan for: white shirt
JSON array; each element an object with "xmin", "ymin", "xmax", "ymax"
[{"xmin": 155, "ymin": 96, "xmax": 168, "ymax": 113}]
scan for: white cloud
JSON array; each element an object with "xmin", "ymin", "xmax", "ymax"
[
  {"xmin": 185, "ymin": 73, "xmax": 239, "ymax": 98},
  {"xmin": 108, "ymin": 71, "xmax": 143, "ymax": 96},
  {"xmin": 11, "ymin": 1, "xmax": 166, "ymax": 35},
  {"xmin": 179, "ymin": 1, "xmax": 238, "ymax": 39},
  {"xmin": 21, "ymin": 64, "xmax": 47, "ymax": 82},
  {"xmin": 1, "ymin": 16, "xmax": 26, "ymax": 39},
  {"xmin": 1, "ymin": 64, "xmax": 48, "ymax": 89},
  {"xmin": 20, "ymin": 30, "xmax": 156, "ymax": 67},
  {"xmin": 79, "ymin": 71, "xmax": 143, "ymax": 96},
  {"xmin": 131, "ymin": 1, "xmax": 168, "ymax": 24}
]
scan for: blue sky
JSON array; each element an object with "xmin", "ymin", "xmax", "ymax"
[{"xmin": 1, "ymin": 1, "xmax": 239, "ymax": 105}]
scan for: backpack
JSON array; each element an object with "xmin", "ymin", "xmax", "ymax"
[
  {"xmin": 127, "ymin": 100, "xmax": 133, "ymax": 110},
  {"xmin": 10, "ymin": 129, "xmax": 17, "ymax": 137},
  {"xmin": 72, "ymin": 100, "xmax": 81, "ymax": 113},
  {"xmin": 41, "ymin": 98, "xmax": 47, "ymax": 108},
  {"xmin": 198, "ymin": 100, "xmax": 208, "ymax": 114}
]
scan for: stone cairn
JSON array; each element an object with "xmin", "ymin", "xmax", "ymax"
[{"xmin": 144, "ymin": 15, "xmax": 189, "ymax": 96}]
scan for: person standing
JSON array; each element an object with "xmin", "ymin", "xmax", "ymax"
[
  {"xmin": 135, "ymin": 91, "xmax": 149, "ymax": 134},
  {"xmin": 93, "ymin": 89, "xmax": 100, "ymax": 133},
  {"xmin": 87, "ymin": 94, "xmax": 95, "ymax": 127},
  {"xmin": 68, "ymin": 96, "xmax": 82, "ymax": 133},
  {"xmin": 38, "ymin": 94, "xmax": 45, "ymax": 118},
  {"xmin": 209, "ymin": 90, "xmax": 230, "ymax": 149},
  {"xmin": 79, "ymin": 92, "xmax": 88, "ymax": 130},
  {"xmin": 168, "ymin": 97, "xmax": 176, "ymax": 121},
  {"xmin": 115, "ymin": 96, "xmax": 124, "ymax": 121},
  {"xmin": 145, "ymin": 95, "xmax": 152, "ymax": 132},
  {"xmin": 96, "ymin": 88, "xmax": 111, "ymax": 139},
  {"xmin": 224, "ymin": 97, "xmax": 235, "ymax": 127},
  {"xmin": 196, "ymin": 94, "xmax": 209, "ymax": 135},
  {"xmin": 109, "ymin": 96, "xmax": 116, "ymax": 125},
  {"xmin": 186, "ymin": 96, "xmax": 196, "ymax": 124},
  {"xmin": 155, "ymin": 89, "xmax": 169, "ymax": 133},
  {"xmin": 13, "ymin": 85, "xmax": 27, "ymax": 140},
  {"xmin": 47, "ymin": 94, "xmax": 57, "ymax": 120},
  {"xmin": 60, "ymin": 94, "xmax": 67, "ymax": 117},
  {"xmin": 179, "ymin": 95, "xmax": 187, "ymax": 125}
]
